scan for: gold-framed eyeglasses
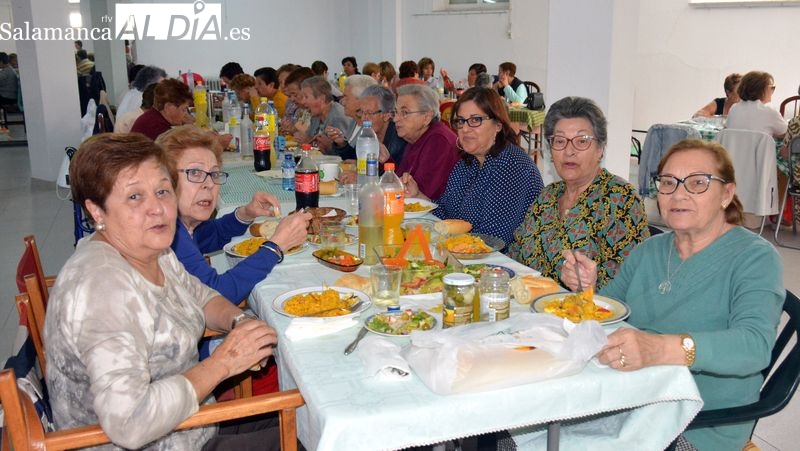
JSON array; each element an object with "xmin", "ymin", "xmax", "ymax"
[
  {"xmin": 653, "ymin": 173, "xmax": 727, "ymax": 195},
  {"xmin": 390, "ymin": 109, "xmax": 427, "ymax": 119},
  {"xmin": 547, "ymin": 135, "xmax": 597, "ymax": 151},
  {"xmin": 178, "ymin": 168, "xmax": 229, "ymax": 185},
  {"xmin": 452, "ymin": 115, "xmax": 493, "ymax": 129}
]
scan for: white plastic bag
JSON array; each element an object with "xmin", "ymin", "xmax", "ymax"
[{"xmin": 403, "ymin": 312, "xmax": 607, "ymax": 394}]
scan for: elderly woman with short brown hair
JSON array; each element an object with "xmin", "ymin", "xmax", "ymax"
[
  {"xmin": 45, "ymin": 133, "xmax": 283, "ymax": 450},
  {"xmin": 131, "ymin": 78, "xmax": 193, "ymax": 140}
]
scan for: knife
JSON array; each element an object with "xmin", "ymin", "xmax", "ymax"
[{"xmin": 344, "ymin": 327, "xmax": 369, "ymax": 355}]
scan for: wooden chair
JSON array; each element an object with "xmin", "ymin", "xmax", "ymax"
[
  {"xmin": 519, "ymin": 81, "xmax": 544, "ymax": 156},
  {"xmin": 780, "ymin": 95, "xmax": 800, "ymax": 118},
  {"xmin": 16, "ymin": 235, "xmax": 54, "ymax": 305},
  {"xmin": 17, "ymin": 271, "xmax": 254, "ymax": 398},
  {"xmin": 0, "ymin": 367, "xmax": 303, "ymax": 451}
]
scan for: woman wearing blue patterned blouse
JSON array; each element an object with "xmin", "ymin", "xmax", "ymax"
[
  {"xmin": 403, "ymin": 88, "xmax": 543, "ymax": 245},
  {"xmin": 507, "ymin": 96, "xmax": 649, "ymax": 289}
]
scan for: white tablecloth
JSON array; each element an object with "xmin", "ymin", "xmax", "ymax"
[{"xmin": 213, "ymin": 194, "xmax": 703, "ymax": 450}]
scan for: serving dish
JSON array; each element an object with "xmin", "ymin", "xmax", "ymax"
[
  {"xmin": 224, "ymin": 239, "xmax": 308, "ymax": 267},
  {"xmin": 312, "ymin": 249, "xmax": 363, "ymax": 272},
  {"xmin": 461, "ymin": 263, "xmax": 516, "ymax": 279},
  {"xmin": 365, "ymin": 310, "xmax": 437, "ymax": 336},
  {"xmin": 444, "ymin": 233, "xmax": 505, "ymax": 260}
]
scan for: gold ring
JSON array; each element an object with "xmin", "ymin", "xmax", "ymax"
[{"xmin": 619, "ymin": 354, "xmax": 627, "ymax": 368}]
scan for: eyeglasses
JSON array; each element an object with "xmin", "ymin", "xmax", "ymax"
[
  {"xmin": 357, "ymin": 109, "xmax": 384, "ymax": 118},
  {"xmin": 452, "ymin": 115, "xmax": 493, "ymax": 129},
  {"xmin": 547, "ymin": 135, "xmax": 597, "ymax": 151},
  {"xmin": 178, "ymin": 168, "xmax": 229, "ymax": 185},
  {"xmin": 390, "ymin": 109, "xmax": 428, "ymax": 119},
  {"xmin": 653, "ymin": 173, "xmax": 727, "ymax": 195}
]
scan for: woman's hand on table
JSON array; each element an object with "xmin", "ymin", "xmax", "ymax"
[
  {"xmin": 239, "ymin": 192, "xmax": 281, "ymax": 221},
  {"xmin": 325, "ymin": 126, "xmax": 347, "ymax": 147},
  {"xmin": 312, "ymin": 133, "xmax": 334, "ymax": 152},
  {"xmin": 378, "ymin": 143, "xmax": 391, "ymax": 163},
  {"xmin": 340, "ymin": 168, "xmax": 356, "ymax": 185},
  {"xmin": 560, "ymin": 249, "xmax": 597, "ymax": 292},
  {"xmin": 213, "ymin": 318, "xmax": 278, "ymax": 377},
  {"xmin": 270, "ymin": 209, "xmax": 312, "ymax": 251},
  {"xmin": 597, "ymin": 328, "xmax": 685, "ymax": 372}
]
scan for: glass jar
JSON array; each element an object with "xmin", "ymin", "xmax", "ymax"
[
  {"xmin": 442, "ymin": 273, "xmax": 475, "ymax": 328},
  {"xmin": 479, "ymin": 267, "xmax": 510, "ymax": 322}
]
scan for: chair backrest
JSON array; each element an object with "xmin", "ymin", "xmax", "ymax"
[
  {"xmin": 523, "ymin": 81, "xmax": 540, "ymax": 94},
  {"xmin": 15, "ymin": 290, "xmax": 46, "ymax": 379},
  {"xmin": 780, "ymin": 95, "xmax": 800, "ymax": 118},
  {"xmin": 16, "ymin": 235, "xmax": 49, "ymax": 304},
  {"xmin": 689, "ymin": 290, "xmax": 800, "ymax": 431},
  {"xmin": 638, "ymin": 123, "xmax": 702, "ymax": 197},
  {"xmin": 714, "ymin": 128, "xmax": 778, "ymax": 216},
  {"xmin": 0, "ymin": 367, "xmax": 304, "ymax": 450}
]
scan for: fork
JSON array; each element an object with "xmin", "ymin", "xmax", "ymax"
[{"xmin": 572, "ymin": 249, "xmax": 584, "ymax": 293}]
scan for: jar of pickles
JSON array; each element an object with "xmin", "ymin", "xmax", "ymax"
[{"xmin": 442, "ymin": 273, "xmax": 475, "ymax": 328}]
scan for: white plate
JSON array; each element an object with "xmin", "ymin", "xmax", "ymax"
[
  {"xmin": 364, "ymin": 310, "xmax": 437, "ymax": 336},
  {"xmin": 321, "ymin": 188, "xmax": 343, "ymax": 198},
  {"xmin": 530, "ymin": 293, "xmax": 631, "ymax": 325},
  {"xmin": 444, "ymin": 233, "xmax": 505, "ymax": 260},
  {"xmin": 404, "ymin": 198, "xmax": 437, "ymax": 219},
  {"xmin": 224, "ymin": 239, "xmax": 309, "ymax": 258},
  {"xmin": 272, "ymin": 286, "xmax": 372, "ymax": 318}
]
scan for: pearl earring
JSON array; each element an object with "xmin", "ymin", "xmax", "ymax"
[{"xmin": 96, "ymin": 222, "xmax": 106, "ymax": 231}]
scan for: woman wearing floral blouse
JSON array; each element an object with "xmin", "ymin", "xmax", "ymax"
[{"xmin": 507, "ymin": 96, "xmax": 650, "ymax": 289}]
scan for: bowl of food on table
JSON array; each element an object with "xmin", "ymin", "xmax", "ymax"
[
  {"xmin": 312, "ymin": 248, "xmax": 363, "ymax": 272},
  {"xmin": 404, "ymin": 198, "xmax": 437, "ymax": 219},
  {"xmin": 441, "ymin": 233, "xmax": 504, "ymax": 260}
]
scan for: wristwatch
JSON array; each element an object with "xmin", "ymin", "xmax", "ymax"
[
  {"xmin": 679, "ymin": 334, "xmax": 696, "ymax": 367},
  {"xmin": 230, "ymin": 312, "xmax": 257, "ymax": 331}
]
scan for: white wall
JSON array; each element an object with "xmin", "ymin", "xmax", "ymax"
[{"xmin": 635, "ymin": 0, "xmax": 800, "ymax": 128}]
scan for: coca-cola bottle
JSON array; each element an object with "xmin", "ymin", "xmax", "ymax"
[{"xmin": 294, "ymin": 144, "xmax": 319, "ymax": 210}]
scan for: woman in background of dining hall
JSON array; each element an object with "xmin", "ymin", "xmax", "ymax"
[
  {"xmin": 693, "ymin": 73, "xmax": 741, "ymax": 118},
  {"xmin": 395, "ymin": 84, "xmax": 458, "ymax": 200},
  {"xmin": 46, "ymin": 133, "xmax": 284, "ymax": 450},
  {"xmin": 565, "ymin": 139, "xmax": 783, "ymax": 451},
  {"xmin": 507, "ymin": 96, "xmax": 649, "ymax": 289},
  {"xmin": 404, "ymin": 87, "xmax": 543, "ymax": 245},
  {"xmin": 301, "ymin": 75, "xmax": 354, "ymax": 153}
]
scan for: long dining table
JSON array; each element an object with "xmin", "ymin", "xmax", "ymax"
[{"xmin": 212, "ymin": 165, "xmax": 703, "ymax": 450}]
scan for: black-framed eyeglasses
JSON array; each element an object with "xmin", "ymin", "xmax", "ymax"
[
  {"xmin": 452, "ymin": 115, "xmax": 493, "ymax": 129},
  {"xmin": 390, "ymin": 109, "xmax": 427, "ymax": 119},
  {"xmin": 178, "ymin": 168, "xmax": 229, "ymax": 185},
  {"xmin": 653, "ymin": 173, "xmax": 727, "ymax": 195},
  {"xmin": 547, "ymin": 135, "xmax": 597, "ymax": 151}
]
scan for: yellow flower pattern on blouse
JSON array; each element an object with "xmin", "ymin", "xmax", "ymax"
[{"xmin": 507, "ymin": 169, "xmax": 649, "ymax": 289}]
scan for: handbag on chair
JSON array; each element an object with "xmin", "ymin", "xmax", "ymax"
[{"xmin": 524, "ymin": 91, "xmax": 545, "ymax": 111}]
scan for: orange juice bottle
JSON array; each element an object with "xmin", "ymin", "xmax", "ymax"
[{"xmin": 379, "ymin": 163, "xmax": 404, "ymax": 245}]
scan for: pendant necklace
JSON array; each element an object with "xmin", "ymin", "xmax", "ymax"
[{"xmin": 658, "ymin": 243, "xmax": 685, "ymax": 295}]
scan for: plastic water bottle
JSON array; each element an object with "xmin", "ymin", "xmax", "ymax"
[
  {"xmin": 276, "ymin": 135, "xmax": 287, "ymax": 164},
  {"xmin": 240, "ymin": 104, "xmax": 254, "ymax": 159},
  {"xmin": 221, "ymin": 90, "xmax": 232, "ymax": 125},
  {"xmin": 379, "ymin": 162, "xmax": 404, "ymax": 245},
  {"xmin": 282, "ymin": 153, "xmax": 295, "ymax": 191},
  {"xmin": 356, "ymin": 121, "xmax": 379, "ymax": 188},
  {"xmin": 229, "ymin": 93, "xmax": 242, "ymax": 122},
  {"xmin": 186, "ymin": 69, "xmax": 195, "ymax": 90},
  {"xmin": 358, "ymin": 153, "xmax": 383, "ymax": 265},
  {"xmin": 228, "ymin": 117, "xmax": 241, "ymax": 154}
]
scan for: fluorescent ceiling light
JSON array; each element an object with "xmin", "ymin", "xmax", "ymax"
[{"xmin": 68, "ymin": 0, "xmax": 80, "ymax": 4}]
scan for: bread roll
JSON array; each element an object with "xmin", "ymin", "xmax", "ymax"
[
  {"xmin": 320, "ymin": 180, "xmax": 338, "ymax": 195},
  {"xmin": 334, "ymin": 274, "xmax": 371, "ymax": 294},
  {"xmin": 510, "ymin": 275, "xmax": 562, "ymax": 304},
  {"xmin": 433, "ymin": 219, "xmax": 472, "ymax": 236},
  {"xmin": 249, "ymin": 219, "xmax": 279, "ymax": 238}
]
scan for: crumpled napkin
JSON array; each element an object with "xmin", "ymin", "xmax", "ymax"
[
  {"xmin": 285, "ymin": 317, "xmax": 358, "ymax": 341},
  {"xmin": 356, "ymin": 335, "xmax": 412, "ymax": 380}
]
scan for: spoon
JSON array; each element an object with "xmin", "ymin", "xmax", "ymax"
[{"xmin": 301, "ymin": 297, "xmax": 363, "ymax": 317}]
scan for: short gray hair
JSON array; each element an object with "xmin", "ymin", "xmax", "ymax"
[
  {"xmin": 344, "ymin": 74, "xmax": 377, "ymax": 98},
  {"xmin": 360, "ymin": 85, "xmax": 395, "ymax": 113},
  {"xmin": 301, "ymin": 75, "xmax": 332, "ymax": 102},
  {"xmin": 543, "ymin": 96, "xmax": 607, "ymax": 147},
  {"xmin": 132, "ymin": 65, "xmax": 167, "ymax": 91},
  {"xmin": 397, "ymin": 84, "xmax": 440, "ymax": 121}
]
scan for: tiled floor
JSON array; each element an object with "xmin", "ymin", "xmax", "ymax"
[{"xmin": 2, "ymin": 147, "xmax": 799, "ymax": 449}]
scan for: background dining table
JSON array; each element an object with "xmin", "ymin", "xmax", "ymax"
[{"xmin": 211, "ymin": 178, "xmax": 704, "ymax": 451}]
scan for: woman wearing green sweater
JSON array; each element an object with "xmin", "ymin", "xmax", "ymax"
[{"xmin": 565, "ymin": 139, "xmax": 784, "ymax": 451}]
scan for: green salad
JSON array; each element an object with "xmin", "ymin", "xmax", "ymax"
[{"xmin": 367, "ymin": 310, "xmax": 436, "ymax": 335}]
